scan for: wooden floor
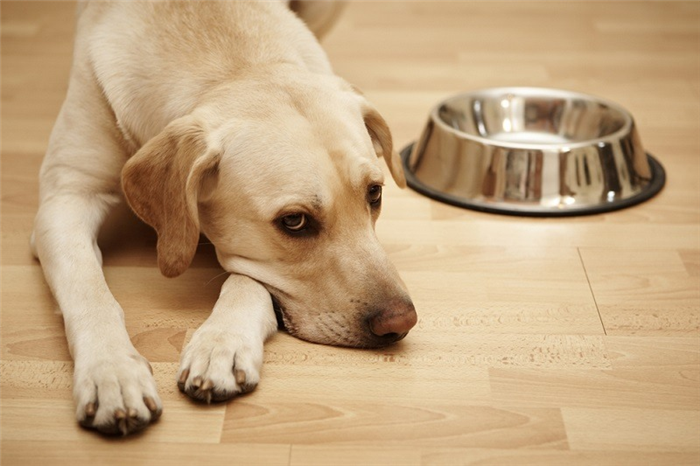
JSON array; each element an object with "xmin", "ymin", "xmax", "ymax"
[{"xmin": 2, "ymin": 2, "xmax": 699, "ymax": 465}]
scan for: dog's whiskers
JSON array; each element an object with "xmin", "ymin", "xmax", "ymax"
[{"xmin": 204, "ymin": 270, "xmax": 230, "ymax": 286}]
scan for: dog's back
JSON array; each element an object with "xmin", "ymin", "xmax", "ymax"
[{"xmin": 76, "ymin": 1, "xmax": 332, "ymax": 147}]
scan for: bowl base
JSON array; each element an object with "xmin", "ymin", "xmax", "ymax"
[{"xmin": 400, "ymin": 143, "xmax": 666, "ymax": 217}]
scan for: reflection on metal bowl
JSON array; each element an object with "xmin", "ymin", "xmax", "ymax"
[{"xmin": 401, "ymin": 87, "xmax": 665, "ymax": 216}]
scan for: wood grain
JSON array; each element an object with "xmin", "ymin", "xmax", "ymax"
[
  {"xmin": 579, "ymin": 248, "xmax": 700, "ymax": 334},
  {"xmin": 2, "ymin": 1, "xmax": 699, "ymax": 465}
]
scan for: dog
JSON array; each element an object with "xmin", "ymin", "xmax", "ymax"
[{"xmin": 31, "ymin": 1, "xmax": 417, "ymax": 435}]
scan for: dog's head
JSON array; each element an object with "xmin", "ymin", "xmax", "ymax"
[{"xmin": 122, "ymin": 75, "xmax": 416, "ymax": 348}]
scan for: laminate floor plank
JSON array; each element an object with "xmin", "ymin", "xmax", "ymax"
[{"xmin": 3, "ymin": 2, "xmax": 698, "ymax": 465}]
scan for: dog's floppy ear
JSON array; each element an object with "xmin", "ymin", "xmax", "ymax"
[
  {"xmin": 122, "ymin": 115, "xmax": 221, "ymax": 278},
  {"xmin": 360, "ymin": 101, "xmax": 406, "ymax": 188}
]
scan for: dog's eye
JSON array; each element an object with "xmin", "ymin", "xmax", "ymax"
[
  {"xmin": 368, "ymin": 185, "xmax": 383, "ymax": 206},
  {"xmin": 281, "ymin": 213, "xmax": 307, "ymax": 232}
]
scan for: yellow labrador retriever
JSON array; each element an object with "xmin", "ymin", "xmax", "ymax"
[{"xmin": 31, "ymin": 1, "xmax": 417, "ymax": 435}]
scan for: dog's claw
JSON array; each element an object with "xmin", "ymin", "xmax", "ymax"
[
  {"xmin": 199, "ymin": 379, "xmax": 214, "ymax": 403},
  {"xmin": 118, "ymin": 420, "xmax": 128, "ymax": 436},
  {"xmin": 235, "ymin": 369, "xmax": 257, "ymax": 393},
  {"xmin": 144, "ymin": 396, "xmax": 159, "ymax": 414},
  {"xmin": 85, "ymin": 402, "xmax": 97, "ymax": 418},
  {"xmin": 192, "ymin": 376, "xmax": 203, "ymax": 389},
  {"xmin": 234, "ymin": 369, "xmax": 246, "ymax": 386},
  {"xmin": 177, "ymin": 369, "xmax": 189, "ymax": 392},
  {"xmin": 113, "ymin": 409, "xmax": 128, "ymax": 436},
  {"xmin": 177, "ymin": 370, "xmax": 189, "ymax": 391},
  {"xmin": 79, "ymin": 402, "xmax": 97, "ymax": 430}
]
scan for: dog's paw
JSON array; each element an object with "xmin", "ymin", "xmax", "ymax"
[
  {"xmin": 73, "ymin": 351, "xmax": 162, "ymax": 436},
  {"xmin": 177, "ymin": 327, "xmax": 263, "ymax": 403}
]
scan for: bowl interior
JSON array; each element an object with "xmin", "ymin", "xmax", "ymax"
[{"xmin": 437, "ymin": 90, "xmax": 630, "ymax": 146}]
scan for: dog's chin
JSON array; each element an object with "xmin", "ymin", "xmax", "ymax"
[
  {"xmin": 272, "ymin": 299, "xmax": 407, "ymax": 349},
  {"xmin": 287, "ymin": 326, "xmax": 407, "ymax": 349}
]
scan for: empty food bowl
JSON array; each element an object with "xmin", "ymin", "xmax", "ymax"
[{"xmin": 401, "ymin": 87, "xmax": 665, "ymax": 216}]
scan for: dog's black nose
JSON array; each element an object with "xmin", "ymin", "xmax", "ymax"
[{"xmin": 368, "ymin": 299, "xmax": 417, "ymax": 339}]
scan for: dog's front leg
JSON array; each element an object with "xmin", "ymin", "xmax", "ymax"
[
  {"xmin": 33, "ymin": 195, "xmax": 163, "ymax": 435},
  {"xmin": 177, "ymin": 273, "xmax": 278, "ymax": 402}
]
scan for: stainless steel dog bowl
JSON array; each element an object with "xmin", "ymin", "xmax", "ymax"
[{"xmin": 401, "ymin": 87, "xmax": 665, "ymax": 216}]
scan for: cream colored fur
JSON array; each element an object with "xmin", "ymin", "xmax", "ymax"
[{"xmin": 32, "ymin": 0, "xmax": 415, "ymax": 436}]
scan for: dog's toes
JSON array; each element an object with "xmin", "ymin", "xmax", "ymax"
[
  {"xmin": 118, "ymin": 408, "xmax": 150, "ymax": 436},
  {"xmin": 186, "ymin": 376, "xmax": 214, "ymax": 403},
  {"xmin": 179, "ymin": 367, "xmax": 234, "ymax": 404},
  {"xmin": 81, "ymin": 407, "xmax": 148, "ymax": 436},
  {"xmin": 74, "ymin": 353, "xmax": 162, "ymax": 436},
  {"xmin": 183, "ymin": 376, "xmax": 235, "ymax": 403},
  {"xmin": 232, "ymin": 349, "xmax": 261, "ymax": 393},
  {"xmin": 234, "ymin": 369, "xmax": 257, "ymax": 394},
  {"xmin": 113, "ymin": 408, "xmax": 150, "ymax": 436},
  {"xmin": 210, "ymin": 387, "xmax": 237, "ymax": 402},
  {"xmin": 178, "ymin": 367, "xmax": 251, "ymax": 403},
  {"xmin": 177, "ymin": 326, "xmax": 265, "ymax": 403}
]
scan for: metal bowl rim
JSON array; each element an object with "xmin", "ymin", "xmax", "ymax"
[{"xmin": 430, "ymin": 86, "xmax": 634, "ymax": 151}]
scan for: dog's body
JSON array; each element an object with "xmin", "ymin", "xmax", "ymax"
[{"xmin": 32, "ymin": 0, "xmax": 416, "ymax": 435}]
